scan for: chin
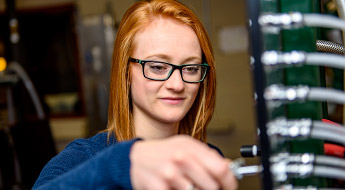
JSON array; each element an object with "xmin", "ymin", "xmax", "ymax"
[{"xmin": 159, "ymin": 113, "xmax": 186, "ymax": 124}]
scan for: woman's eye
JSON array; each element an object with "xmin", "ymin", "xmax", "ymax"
[
  {"xmin": 150, "ymin": 65, "xmax": 166, "ymax": 71},
  {"xmin": 150, "ymin": 65, "xmax": 163, "ymax": 70},
  {"xmin": 147, "ymin": 62, "xmax": 169, "ymax": 73},
  {"xmin": 183, "ymin": 66, "xmax": 199, "ymax": 73}
]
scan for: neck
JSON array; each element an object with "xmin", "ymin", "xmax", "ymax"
[{"xmin": 133, "ymin": 111, "xmax": 179, "ymax": 140}]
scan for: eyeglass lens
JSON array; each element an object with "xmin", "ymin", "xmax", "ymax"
[{"xmin": 144, "ymin": 61, "xmax": 207, "ymax": 82}]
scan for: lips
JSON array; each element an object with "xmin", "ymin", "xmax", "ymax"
[{"xmin": 160, "ymin": 97, "xmax": 185, "ymax": 105}]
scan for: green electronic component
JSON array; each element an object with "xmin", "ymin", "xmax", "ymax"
[
  {"xmin": 259, "ymin": 0, "xmax": 328, "ymax": 187},
  {"xmin": 281, "ymin": 0, "xmax": 326, "ymax": 187},
  {"xmin": 260, "ymin": 0, "xmax": 286, "ymax": 120}
]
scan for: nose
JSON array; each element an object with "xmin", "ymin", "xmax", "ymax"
[{"xmin": 164, "ymin": 69, "xmax": 184, "ymax": 92}]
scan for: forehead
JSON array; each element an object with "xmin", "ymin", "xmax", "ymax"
[{"xmin": 132, "ymin": 17, "xmax": 202, "ymax": 60}]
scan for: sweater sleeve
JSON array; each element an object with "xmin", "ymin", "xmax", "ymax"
[{"xmin": 33, "ymin": 138, "xmax": 141, "ymax": 190}]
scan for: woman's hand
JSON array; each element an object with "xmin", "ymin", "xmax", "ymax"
[{"xmin": 130, "ymin": 135, "xmax": 238, "ymax": 190}]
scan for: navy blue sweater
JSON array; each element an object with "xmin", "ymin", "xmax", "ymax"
[{"xmin": 33, "ymin": 132, "xmax": 222, "ymax": 190}]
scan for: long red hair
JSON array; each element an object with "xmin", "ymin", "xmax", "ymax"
[{"xmin": 107, "ymin": 0, "xmax": 216, "ymax": 142}]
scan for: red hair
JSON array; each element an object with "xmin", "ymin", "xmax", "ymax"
[{"xmin": 107, "ymin": 0, "xmax": 216, "ymax": 142}]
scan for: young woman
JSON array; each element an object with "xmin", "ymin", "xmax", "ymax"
[{"xmin": 33, "ymin": 0, "xmax": 238, "ymax": 189}]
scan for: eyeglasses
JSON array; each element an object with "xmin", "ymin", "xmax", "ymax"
[{"xmin": 129, "ymin": 57, "xmax": 209, "ymax": 83}]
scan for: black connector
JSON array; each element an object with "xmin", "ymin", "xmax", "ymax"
[{"xmin": 240, "ymin": 145, "xmax": 261, "ymax": 157}]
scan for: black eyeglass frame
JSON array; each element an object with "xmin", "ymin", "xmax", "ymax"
[{"xmin": 128, "ymin": 57, "xmax": 210, "ymax": 83}]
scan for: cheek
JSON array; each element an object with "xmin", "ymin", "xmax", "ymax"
[
  {"xmin": 130, "ymin": 67, "xmax": 160, "ymax": 102},
  {"xmin": 188, "ymin": 84, "xmax": 200, "ymax": 101},
  {"xmin": 130, "ymin": 68, "xmax": 145, "ymax": 100}
]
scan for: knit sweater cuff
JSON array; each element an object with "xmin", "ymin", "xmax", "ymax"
[
  {"xmin": 103, "ymin": 138, "xmax": 143, "ymax": 189},
  {"xmin": 33, "ymin": 138, "xmax": 143, "ymax": 190}
]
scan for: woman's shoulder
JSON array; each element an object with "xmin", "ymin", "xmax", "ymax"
[{"xmin": 66, "ymin": 132, "xmax": 117, "ymax": 154}]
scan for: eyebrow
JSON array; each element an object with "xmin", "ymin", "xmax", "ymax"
[
  {"xmin": 145, "ymin": 54, "xmax": 171, "ymax": 61},
  {"xmin": 144, "ymin": 54, "xmax": 202, "ymax": 63}
]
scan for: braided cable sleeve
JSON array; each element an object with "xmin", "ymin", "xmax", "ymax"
[{"xmin": 316, "ymin": 40, "xmax": 345, "ymax": 55}]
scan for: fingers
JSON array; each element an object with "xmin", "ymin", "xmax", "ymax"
[
  {"xmin": 204, "ymin": 156, "xmax": 238, "ymax": 190},
  {"xmin": 173, "ymin": 153, "xmax": 219, "ymax": 190},
  {"xmin": 190, "ymin": 147, "xmax": 238, "ymax": 190},
  {"xmin": 172, "ymin": 149, "xmax": 237, "ymax": 190},
  {"xmin": 204, "ymin": 155, "xmax": 238, "ymax": 190},
  {"xmin": 172, "ymin": 138, "xmax": 238, "ymax": 190},
  {"xmin": 161, "ymin": 163, "xmax": 191, "ymax": 190},
  {"xmin": 133, "ymin": 168, "xmax": 169, "ymax": 190},
  {"xmin": 221, "ymin": 161, "xmax": 238, "ymax": 190},
  {"xmin": 130, "ymin": 136, "xmax": 238, "ymax": 190}
]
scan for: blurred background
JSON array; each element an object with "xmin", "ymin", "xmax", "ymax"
[{"xmin": 0, "ymin": 0, "xmax": 258, "ymax": 189}]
